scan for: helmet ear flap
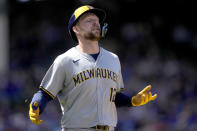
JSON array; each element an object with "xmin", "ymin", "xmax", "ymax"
[{"xmin": 101, "ymin": 23, "xmax": 108, "ymax": 38}]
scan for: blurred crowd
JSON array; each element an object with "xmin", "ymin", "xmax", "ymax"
[{"xmin": 0, "ymin": 1, "xmax": 197, "ymax": 131}]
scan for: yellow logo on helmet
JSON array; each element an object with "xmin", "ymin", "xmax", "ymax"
[{"xmin": 74, "ymin": 5, "xmax": 93, "ymax": 19}]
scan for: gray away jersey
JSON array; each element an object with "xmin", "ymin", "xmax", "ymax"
[{"xmin": 40, "ymin": 46, "xmax": 124, "ymax": 129}]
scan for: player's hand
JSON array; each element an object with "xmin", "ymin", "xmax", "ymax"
[
  {"xmin": 29, "ymin": 102, "xmax": 43, "ymax": 124},
  {"xmin": 131, "ymin": 85, "xmax": 157, "ymax": 106}
]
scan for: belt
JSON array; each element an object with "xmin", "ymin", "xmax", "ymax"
[{"xmin": 91, "ymin": 125, "xmax": 110, "ymax": 131}]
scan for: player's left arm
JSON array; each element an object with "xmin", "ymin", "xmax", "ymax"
[
  {"xmin": 115, "ymin": 92, "xmax": 132, "ymax": 107},
  {"xmin": 115, "ymin": 57, "xmax": 157, "ymax": 107},
  {"xmin": 131, "ymin": 85, "xmax": 157, "ymax": 106},
  {"xmin": 115, "ymin": 85, "xmax": 157, "ymax": 107}
]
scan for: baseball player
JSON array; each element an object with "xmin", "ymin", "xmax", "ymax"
[{"xmin": 29, "ymin": 5, "xmax": 157, "ymax": 131}]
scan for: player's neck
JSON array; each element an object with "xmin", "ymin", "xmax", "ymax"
[{"xmin": 77, "ymin": 39, "xmax": 99, "ymax": 54}]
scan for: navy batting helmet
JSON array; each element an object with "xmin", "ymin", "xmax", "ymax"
[{"xmin": 68, "ymin": 5, "xmax": 106, "ymax": 42}]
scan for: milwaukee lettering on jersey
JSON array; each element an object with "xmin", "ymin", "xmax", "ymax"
[{"xmin": 72, "ymin": 68, "xmax": 118, "ymax": 86}]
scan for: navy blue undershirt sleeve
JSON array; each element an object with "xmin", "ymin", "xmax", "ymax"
[
  {"xmin": 31, "ymin": 89, "xmax": 53, "ymax": 114},
  {"xmin": 115, "ymin": 92, "xmax": 132, "ymax": 107}
]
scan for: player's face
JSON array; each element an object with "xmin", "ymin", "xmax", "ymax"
[{"xmin": 76, "ymin": 13, "xmax": 101, "ymax": 41}]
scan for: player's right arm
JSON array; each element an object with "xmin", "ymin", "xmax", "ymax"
[
  {"xmin": 29, "ymin": 89, "xmax": 53, "ymax": 124},
  {"xmin": 29, "ymin": 102, "xmax": 42, "ymax": 124},
  {"xmin": 29, "ymin": 55, "xmax": 66, "ymax": 124}
]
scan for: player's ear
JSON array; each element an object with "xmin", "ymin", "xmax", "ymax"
[{"xmin": 72, "ymin": 26, "xmax": 79, "ymax": 34}]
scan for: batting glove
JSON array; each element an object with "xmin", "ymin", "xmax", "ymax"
[
  {"xmin": 131, "ymin": 85, "xmax": 157, "ymax": 106},
  {"xmin": 29, "ymin": 102, "xmax": 43, "ymax": 124}
]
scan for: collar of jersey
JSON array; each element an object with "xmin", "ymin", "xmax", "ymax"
[{"xmin": 74, "ymin": 46, "xmax": 103, "ymax": 63}]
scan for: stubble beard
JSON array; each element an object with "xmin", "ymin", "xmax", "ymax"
[{"xmin": 84, "ymin": 30, "xmax": 101, "ymax": 41}]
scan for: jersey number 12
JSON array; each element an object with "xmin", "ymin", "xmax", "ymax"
[{"xmin": 110, "ymin": 87, "xmax": 116, "ymax": 102}]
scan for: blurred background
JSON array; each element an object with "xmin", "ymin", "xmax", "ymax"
[{"xmin": 1, "ymin": 0, "xmax": 197, "ymax": 131}]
